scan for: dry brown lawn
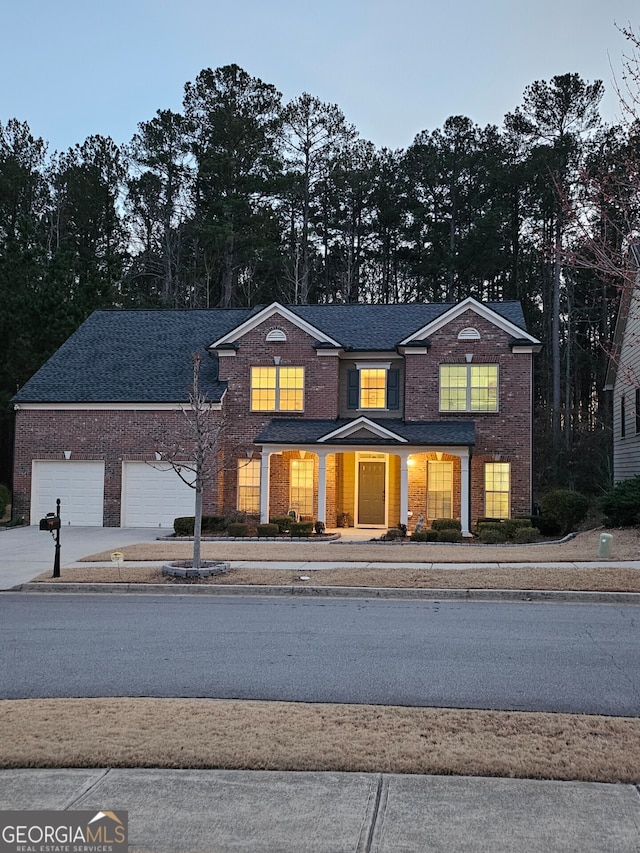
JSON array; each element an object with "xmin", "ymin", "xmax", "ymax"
[
  {"xmin": 1, "ymin": 698, "xmax": 638, "ymax": 783},
  {"xmin": 80, "ymin": 527, "xmax": 640, "ymax": 564},
  {"xmin": 28, "ymin": 528, "xmax": 640, "ymax": 591}
]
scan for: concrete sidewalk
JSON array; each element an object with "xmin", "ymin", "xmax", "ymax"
[{"xmin": 1, "ymin": 768, "xmax": 639, "ymax": 852}]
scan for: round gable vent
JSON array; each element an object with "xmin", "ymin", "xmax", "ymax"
[
  {"xmin": 458, "ymin": 327, "xmax": 481, "ymax": 341},
  {"xmin": 266, "ymin": 329, "xmax": 287, "ymax": 342}
]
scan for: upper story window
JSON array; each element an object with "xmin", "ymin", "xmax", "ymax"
[
  {"xmin": 347, "ymin": 364, "xmax": 400, "ymax": 411},
  {"xmin": 439, "ymin": 364, "xmax": 498, "ymax": 412},
  {"xmin": 251, "ymin": 366, "xmax": 304, "ymax": 412}
]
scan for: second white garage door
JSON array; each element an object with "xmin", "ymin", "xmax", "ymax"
[{"xmin": 121, "ymin": 462, "xmax": 195, "ymax": 528}]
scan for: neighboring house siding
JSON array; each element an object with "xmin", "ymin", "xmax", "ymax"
[{"xmin": 613, "ymin": 285, "xmax": 640, "ymax": 481}]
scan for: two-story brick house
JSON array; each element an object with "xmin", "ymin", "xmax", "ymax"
[{"xmin": 11, "ymin": 297, "xmax": 541, "ymax": 532}]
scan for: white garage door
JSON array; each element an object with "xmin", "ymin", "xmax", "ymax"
[
  {"xmin": 31, "ymin": 461, "xmax": 105, "ymax": 527},
  {"xmin": 121, "ymin": 462, "xmax": 195, "ymax": 528}
]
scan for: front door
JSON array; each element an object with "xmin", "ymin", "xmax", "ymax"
[{"xmin": 358, "ymin": 460, "xmax": 386, "ymax": 525}]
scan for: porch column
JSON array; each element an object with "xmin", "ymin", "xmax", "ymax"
[
  {"xmin": 316, "ymin": 451, "xmax": 327, "ymax": 525},
  {"xmin": 259, "ymin": 451, "xmax": 271, "ymax": 523},
  {"xmin": 460, "ymin": 451, "xmax": 471, "ymax": 537},
  {"xmin": 400, "ymin": 453, "xmax": 409, "ymax": 528}
]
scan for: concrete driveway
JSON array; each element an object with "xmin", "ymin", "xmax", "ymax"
[{"xmin": 0, "ymin": 526, "xmax": 161, "ymax": 590}]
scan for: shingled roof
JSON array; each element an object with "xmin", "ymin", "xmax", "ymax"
[
  {"xmin": 255, "ymin": 418, "xmax": 476, "ymax": 446},
  {"xmin": 13, "ymin": 300, "xmax": 531, "ymax": 404}
]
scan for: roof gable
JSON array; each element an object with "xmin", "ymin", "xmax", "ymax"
[
  {"xmin": 399, "ymin": 297, "xmax": 540, "ymax": 346},
  {"xmin": 209, "ymin": 302, "xmax": 341, "ymax": 349},
  {"xmin": 318, "ymin": 417, "xmax": 407, "ymax": 443}
]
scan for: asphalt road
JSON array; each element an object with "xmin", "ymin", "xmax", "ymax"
[{"xmin": 1, "ymin": 593, "xmax": 639, "ymax": 715}]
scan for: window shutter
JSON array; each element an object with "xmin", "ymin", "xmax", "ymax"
[
  {"xmin": 347, "ymin": 370, "xmax": 359, "ymax": 409},
  {"xmin": 387, "ymin": 369, "xmax": 400, "ymax": 410}
]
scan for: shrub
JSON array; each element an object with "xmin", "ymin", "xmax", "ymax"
[
  {"xmin": 513, "ymin": 526, "xmax": 542, "ymax": 544},
  {"xmin": 257, "ymin": 523, "xmax": 279, "ymax": 537},
  {"xmin": 410, "ymin": 531, "xmax": 428, "ymax": 542},
  {"xmin": 290, "ymin": 521, "xmax": 313, "ymax": 537},
  {"xmin": 227, "ymin": 522, "xmax": 249, "ymax": 537},
  {"xmin": 174, "ymin": 515, "xmax": 226, "ymax": 536},
  {"xmin": 385, "ymin": 527, "xmax": 404, "ymax": 540},
  {"xmin": 270, "ymin": 515, "xmax": 293, "ymax": 534},
  {"xmin": 501, "ymin": 518, "xmax": 531, "ymax": 539},
  {"xmin": 174, "ymin": 517, "xmax": 194, "ymax": 536},
  {"xmin": 436, "ymin": 528, "xmax": 462, "ymax": 542},
  {"xmin": 0, "ymin": 484, "xmax": 10, "ymax": 518},
  {"xmin": 600, "ymin": 477, "xmax": 640, "ymax": 527},
  {"xmin": 431, "ymin": 518, "xmax": 462, "ymax": 531},
  {"xmin": 540, "ymin": 489, "xmax": 589, "ymax": 535},
  {"xmin": 425, "ymin": 529, "xmax": 439, "ymax": 542},
  {"xmin": 478, "ymin": 523, "xmax": 508, "ymax": 544}
]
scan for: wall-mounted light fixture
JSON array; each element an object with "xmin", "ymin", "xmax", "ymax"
[
  {"xmin": 465, "ymin": 353, "xmax": 473, "ymax": 363},
  {"xmin": 63, "ymin": 450, "xmax": 71, "ymax": 460}
]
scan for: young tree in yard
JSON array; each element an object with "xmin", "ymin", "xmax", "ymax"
[{"xmin": 154, "ymin": 352, "xmax": 223, "ymax": 571}]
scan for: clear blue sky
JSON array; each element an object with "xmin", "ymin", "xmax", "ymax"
[{"xmin": 1, "ymin": 0, "xmax": 637, "ymax": 155}]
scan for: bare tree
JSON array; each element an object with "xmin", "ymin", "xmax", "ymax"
[{"xmin": 154, "ymin": 352, "xmax": 223, "ymax": 570}]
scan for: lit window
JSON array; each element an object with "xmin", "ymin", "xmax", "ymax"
[
  {"xmin": 485, "ymin": 462, "xmax": 510, "ymax": 518},
  {"xmin": 440, "ymin": 364, "xmax": 498, "ymax": 412},
  {"xmin": 347, "ymin": 366, "xmax": 399, "ymax": 410},
  {"xmin": 427, "ymin": 461, "xmax": 452, "ymax": 519},
  {"xmin": 360, "ymin": 368, "xmax": 387, "ymax": 409},
  {"xmin": 290, "ymin": 458, "xmax": 314, "ymax": 516},
  {"xmin": 237, "ymin": 459, "xmax": 260, "ymax": 513},
  {"xmin": 251, "ymin": 366, "xmax": 304, "ymax": 412}
]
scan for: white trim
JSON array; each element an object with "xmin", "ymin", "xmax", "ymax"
[
  {"xmin": 318, "ymin": 416, "xmax": 408, "ymax": 443},
  {"xmin": 354, "ymin": 361, "xmax": 392, "ymax": 370},
  {"xmin": 15, "ymin": 401, "xmax": 223, "ymax": 411},
  {"xmin": 511, "ymin": 344, "xmax": 543, "ymax": 354},
  {"xmin": 400, "ymin": 297, "xmax": 541, "ymax": 345},
  {"xmin": 209, "ymin": 302, "xmax": 341, "ymax": 348}
]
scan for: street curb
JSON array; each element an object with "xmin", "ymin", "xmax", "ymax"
[{"xmin": 13, "ymin": 582, "xmax": 640, "ymax": 604}]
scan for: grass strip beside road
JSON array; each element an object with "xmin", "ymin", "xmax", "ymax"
[
  {"xmin": 1, "ymin": 698, "xmax": 638, "ymax": 784},
  {"xmin": 31, "ymin": 564, "xmax": 640, "ymax": 592}
]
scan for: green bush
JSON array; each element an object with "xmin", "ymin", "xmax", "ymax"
[
  {"xmin": 501, "ymin": 518, "xmax": 531, "ymax": 539},
  {"xmin": 0, "ymin": 484, "xmax": 10, "ymax": 518},
  {"xmin": 257, "ymin": 523, "xmax": 279, "ymax": 537},
  {"xmin": 173, "ymin": 515, "xmax": 226, "ymax": 536},
  {"xmin": 385, "ymin": 527, "xmax": 404, "ymax": 540},
  {"xmin": 425, "ymin": 529, "xmax": 439, "ymax": 542},
  {"xmin": 436, "ymin": 528, "xmax": 462, "ymax": 542},
  {"xmin": 410, "ymin": 530, "xmax": 428, "ymax": 542},
  {"xmin": 540, "ymin": 489, "xmax": 589, "ymax": 535},
  {"xmin": 227, "ymin": 522, "xmax": 249, "ymax": 537},
  {"xmin": 431, "ymin": 518, "xmax": 462, "ymax": 531},
  {"xmin": 513, "ymin": 526, "xmax": 542, "ymax": 544},
  {"xmin": 478, "ymin": 523, "xmax": 508, "ymax": 544},
  {"xmin": 290, "ymin": 521, "xmax": 313, "ymax": 537},
  {"xmin": 600, "ymin": 477, "xmax": 640, "ymax": 527},
  {"xmin": 270, "ymin": 515, "xmax": 293, "ymax": 534},
  {"xmin": 174, "ymin": 517, "xmax": 194, "ymax": 536}
]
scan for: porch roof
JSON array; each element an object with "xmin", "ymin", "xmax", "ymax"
[{"xmin": 254, "ymin": 418, "xmax": 475, "ymax": 447}]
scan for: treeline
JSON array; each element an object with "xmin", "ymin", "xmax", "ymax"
[{"xmin": 1, "ymin": 63, "xmax": 637, "ymax": 493}]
